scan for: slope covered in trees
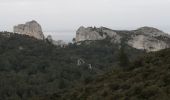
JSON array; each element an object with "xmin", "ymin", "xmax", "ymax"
[
  {"xmin": 0, "ymin": 32, "xmax": 143, "ymax": 100},
  {"xmin": 54, "ymin": 48, "xmax": 170, "ymax": 100}
]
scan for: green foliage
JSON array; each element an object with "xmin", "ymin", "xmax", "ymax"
[
  {"xmin": 0, "ymin": 32, "xmax": 144, "ymax": 100},
  {"xmin": 56, "ymin": 48, "xmax": 170, "ymax": 100},
  {"xmin": 118, "ymin": 42, "xmax": 129, "ymax": 67}
]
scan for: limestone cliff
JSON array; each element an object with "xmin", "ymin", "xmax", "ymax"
[
  {"xmin": 13, "ymin": 20, "xmax": 44, "ymax": 40},
  {"xmin": 75, "ymin": 26, "xmax": 170, "ymax": 51},
  {"xmin": 76, "ymin": 26, "xmax": 119, "ymax": 42},
  {"xmin": 128, "ymin": 27, "xmax": 170, "ymax": 51}
]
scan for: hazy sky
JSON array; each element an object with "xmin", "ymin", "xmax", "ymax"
[{"xmin": 0, "ymin": 0, "xmax": 170, "ymax": 33}]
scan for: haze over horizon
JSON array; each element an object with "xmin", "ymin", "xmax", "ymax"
[{"xmin": 0, "ymin": 0, "xmax": 170, "ymax": 33}]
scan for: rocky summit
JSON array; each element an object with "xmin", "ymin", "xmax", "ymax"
[
  {"xmin": 75, "ymin": 26, "xmax": 170, "ymax": 51},
  {"xmin": 13, "ymin": 20, "xmax": 45, "ymax": 40},
  {"xmin": 76, "ymin": 26, "xmax": 119, "ymax": 42}
]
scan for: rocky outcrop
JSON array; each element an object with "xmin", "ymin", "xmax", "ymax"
[
  {"xmin": 76, "ymin": 26, "xmax": 119, "ymax": 42},
  {"xmin": 13, "ymin": 20, "xmax": 44, "ymax": 40},
  {"xmin": 76, "ymin": 26, "xmax": 105, "ymax": 42},
  {"xmin": 128, "ymin": 27, "xmax": 170, "ymax": 51},
  {"xmin": 75, "ymin": 26, "xmax": 170, "ymax": 51},
  {"xmin": 128, "ymin": 35, "xmax": 168, "ymax": 51},
  {"xmin": 77, "ymin": 58, "xmax": 85, "ymax": 66}
]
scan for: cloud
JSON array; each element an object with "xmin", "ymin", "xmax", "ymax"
[{"xmin": 0, "ymin": 0, "xmax": 170, "ymax": 33}]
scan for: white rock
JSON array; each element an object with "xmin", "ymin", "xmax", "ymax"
[
  {"xmin": 77, "ymin": 58, "xmax": 85, "ymax": 66},
  {"xmin": 76, "ymin": 26, "xmax": 105, "ymax": 42},
  {"xmin": 76, "ymin": 26, "xmax": 120, "ymax": 42},
  {"xmin": 75, "ymin": 26, "xmax": 170, "ymax": 52},
  {"xmin": 128, "ymin": 35, "xmax": 168, "ymax": 52},
  {"xmin": 127, "ymin": 27, "xmax": 170, "ymax": 51},
  {"xmin": 14, "ymin": 20, "xmax": 44, "ymax": 40}
]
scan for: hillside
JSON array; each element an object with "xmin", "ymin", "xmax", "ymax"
[
  {"xmin": 0, "ymin": 32, "xmax": 143, "ymax": 100},
  {"xmin": 53, "ymin": 48, "xmax": 170, "ymax": 100}
]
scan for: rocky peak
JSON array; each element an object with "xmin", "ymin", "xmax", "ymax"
[
  {"xmin": 76, "ymin": 26, "xmax": 118, "ymax": 42},
  {"xmin": 128, "ymin": 27, "xmax": 170, "ymax": 51},
  {"xmin": 13, "ymin": 20, "xmax": 45, "ymax": 40},
  {"xmin": 75, "ymin": 26, "xmax": 170, "ymax": 52},
  {"xmin": 134, "ymin": 26, "xmax": 170, "ymax": 38},
  {"xmin": 136, "ymin": 26, "xmax": 163, "ymax": 33},
  {"xmin": 27, "ymin": 20, "xmax": 37, "ymax": 23}
]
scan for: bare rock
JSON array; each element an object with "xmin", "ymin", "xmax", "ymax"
[
  {"xmin": 75, "ymin": 26, "xmax": 170, "ymax": 52},
  {"xmin": 128, "ymin": 27, "xmax": 170, "ymax": 51},
  {"xmin": 75, "ymin": 26, "xmax": 119, "ymax": 42},
  {"xmin": 128, "ymin": 35, "xmax": 169, "ymax": 51},
  {"xmin": 13, "ymin": 20, "xmax": 44, "ymax": 40}
]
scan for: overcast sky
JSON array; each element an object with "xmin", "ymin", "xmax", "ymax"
[{"xmin": 0, "ymin": 0, "xmax": 170, "ymax": 33}]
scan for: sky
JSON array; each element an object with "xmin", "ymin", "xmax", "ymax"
[{"xmin": 0, "ymin": 0, "xmax": 170, "ymax": 40}]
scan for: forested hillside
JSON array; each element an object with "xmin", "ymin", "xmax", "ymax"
[
  {"xmin": 0, "ymin": 32, "xmax": 143, "ymax": 100},
  {"xmin": 55, "ymin": 48, "xmax": 170, "ymax": 100}
]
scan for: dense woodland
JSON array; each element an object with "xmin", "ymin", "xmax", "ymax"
[
  {"xmin": 1, "ymin": 31, "xmax": 166, "ymax": 100},
  {"xmin": 49, "ymin": 48, "xmax": 170, "ymax": 100}
]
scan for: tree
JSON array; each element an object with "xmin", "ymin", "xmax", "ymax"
[
  {"xmin": 72, "ymin": 38, "xmax": 76, "ymax": 43},
  {"xmin": 118, "ymin": 39, "xmax": 129, "ymax": 67},
  {"xmin": 58, "ymin": 78, "xmax": 66, "ymax": 89}
]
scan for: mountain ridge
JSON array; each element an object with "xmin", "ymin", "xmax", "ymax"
[{"xmin": 75, "ymin": 26, "xmax": 170, "ymax": 51}]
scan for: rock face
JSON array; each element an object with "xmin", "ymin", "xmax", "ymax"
[
  {"xmin": 14, "ymin": 20, "xmax": 44, "ymax": 40},
  {"xmin": 75, "ymin": 26, "xmax": 170, "ymax": 51},
  {"xmin": 128, "ymin": 27, "xmax": 170, "ymax": 51},
  {"xmin": 76, "ymin": 26, "xmax": 118, "ymax": 42}
]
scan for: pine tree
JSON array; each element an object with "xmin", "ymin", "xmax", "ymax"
[{"xmin": 118, "ymin": 39, "xmax": 129, "ymax": 67}]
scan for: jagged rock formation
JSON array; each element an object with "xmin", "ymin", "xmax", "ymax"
[
  {"xmin": 128, "ymin": 27, "xmax": 170, "ymax": 51},
  {"xmin": 13, "ymin": 20, "xmax": 44, "ymax": 40},
  {"xmin": 75, "ymin": 26, "xmax": 170, "ymax": 51},
  {"xmin": 46, "ymin": 35, "xmax": 66, "ymax": 47},
  {"xmin": 76, "ymin": 26, "xmax": 119, "ymax": 42},
  {"xmin": 77, "ymin": 58, "xmax": 93, "ymax": 70}
]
